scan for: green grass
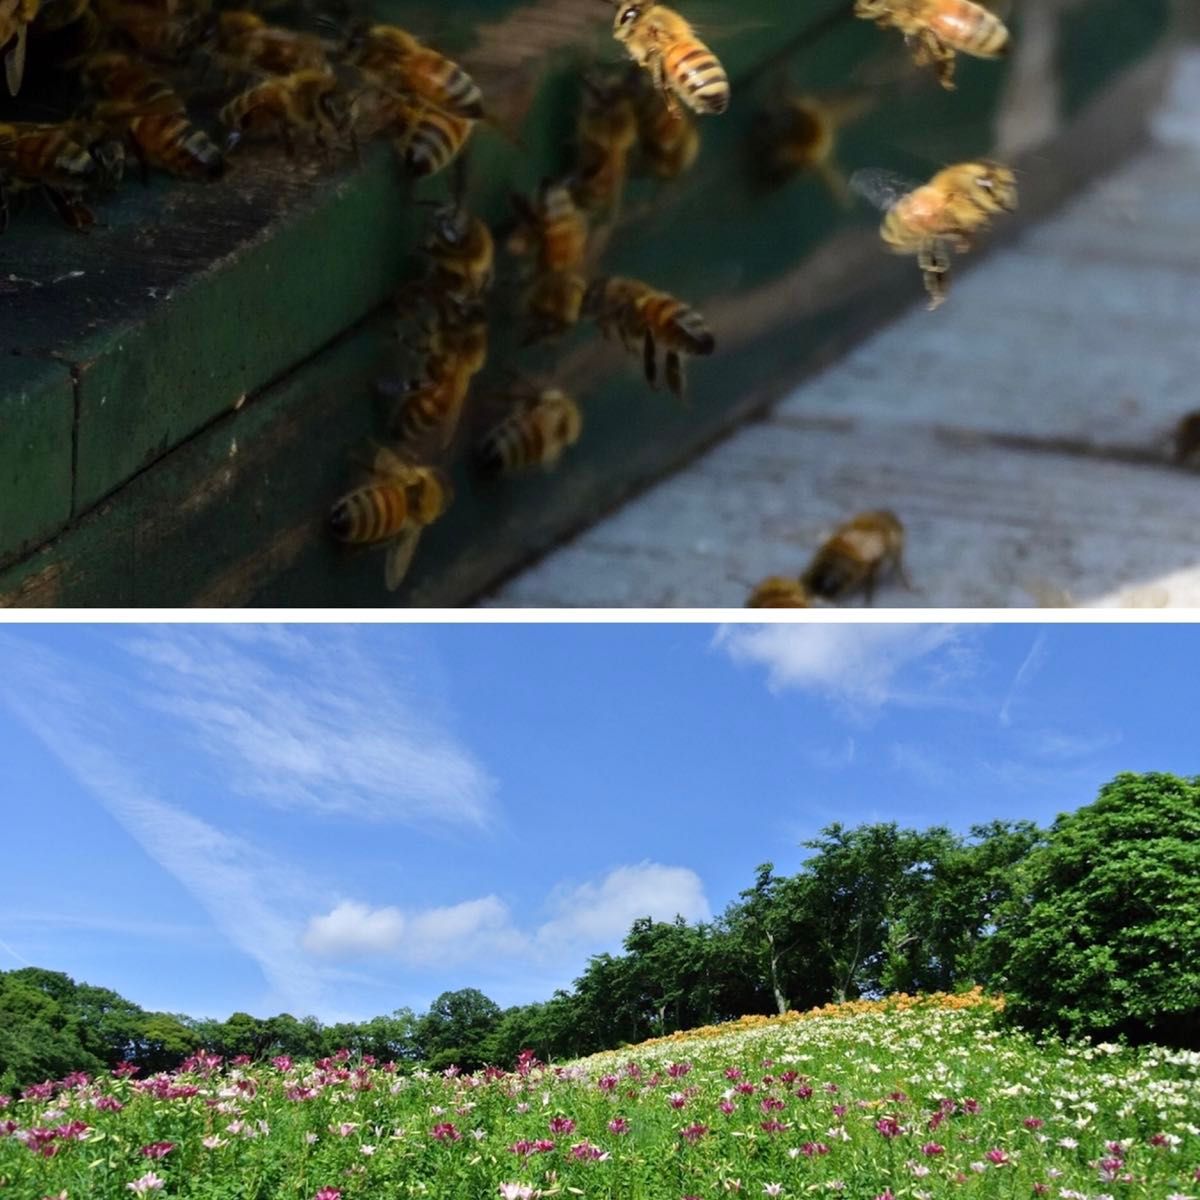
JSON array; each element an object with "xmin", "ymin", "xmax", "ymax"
[{"xmin": 3, "ymin": 992, "xmax": 1197, "ymax": 1200}]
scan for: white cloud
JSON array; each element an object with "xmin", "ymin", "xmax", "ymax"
[
  {"xmin": 714, "ymin": 624, "xmax": 968, "ymax": 710},
  {"xmin": 889, "ymin": 742, "xmax": 954, "ymax": 789},
  {"xmin": 122, "ymin": 626, "xmax": 495, "ymax": 829},
  {"xmin": 998, "ymin": 632, "xmax": 1049, "ymax": 727},
  {"xmin": 302, "ymin": 862, "xmax": 710, "ymax": 968},
  {"xmin": 1024, "ymin": 728, "xmax": 1122, "ymax": 761}
]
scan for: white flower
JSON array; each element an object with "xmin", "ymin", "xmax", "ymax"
[
  {"xmin": 360, "ymin": 1145, "xmax": 376, "ymax": 1156},
  {"xmin": 762, "ymin": 1185, "xmax": 783, "ymax": 1196},
  {"xmin": 126, "ymin": 1173, "xmax": 165, "ymax": 1195}
]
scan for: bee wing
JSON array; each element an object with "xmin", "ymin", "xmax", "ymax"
[
  {"xmin": 5, "ymin": 23, "xmax": 27, "ymax": 95},
  {"xmin": 384, "ymin": 526, "xmax": 422, "ymax": 592},
  {"xmin": 849, "ymin": 167, "xmax": 916, "ymax": 212},
  {"xmin": 372, "ymin": 442, "xmax": 424, "ymax": 479}
]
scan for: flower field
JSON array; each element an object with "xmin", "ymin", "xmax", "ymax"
[{"xmin": 2, "ymin": 991, "xmax": 1197, "ymax": 1200}]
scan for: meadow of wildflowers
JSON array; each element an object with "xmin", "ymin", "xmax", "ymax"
[{"xmin": 3, "ymin": 991, "xmax": 1197, "ymax": 1200}]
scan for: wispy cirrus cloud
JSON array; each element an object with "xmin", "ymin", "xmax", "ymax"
[
  {"xmin": 714, "ymin": 624, "xmax": 976, "ymax": 712},
  {"xmin": 998, "ymin": 632, "xmax": 1049, "ymax": 727},
  {"xmin": 301, "ymin": 862, "xmax": 710, "ymax": 967},
  {"xmin": 0, "ymin": 628, "xmax": 496, "ymax": 1016}
]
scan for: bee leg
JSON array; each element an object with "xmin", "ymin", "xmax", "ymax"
[
  {"xmin": 665, "ymin": 350, "xmax": 685, "ymax": 401},
  {"xmin": 918, "ymin": 240, "xmax": 951, "ymax": 311},
  {"xmin": 642, "ymin": 329, "xmax": 658, "ymax": 389},
  {"xmin": 919, "ymin": 30, "xmax": 956, "ymax": 90}
]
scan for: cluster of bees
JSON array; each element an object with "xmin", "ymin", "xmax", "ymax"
[{"xmin": 0, "ymin": 0, "xmax": 494, "ymax": 229}]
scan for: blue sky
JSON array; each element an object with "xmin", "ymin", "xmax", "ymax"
[{"xmin": 0, "ymin": 622, "xmax": 1194, "ymax": 1025}]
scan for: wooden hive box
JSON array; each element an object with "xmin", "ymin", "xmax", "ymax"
[{"xmin": 0, "ymin": 0, "xmax": 1175, "ymax": 605}]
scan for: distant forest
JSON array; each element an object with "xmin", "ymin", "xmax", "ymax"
[{"xmin": 3, "ymin": 772, "xmax": 1197, "ymax": 1092}]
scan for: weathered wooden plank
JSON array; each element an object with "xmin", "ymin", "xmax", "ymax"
[
  {"xmin": 483, "ymin": 417, "xmax": 1200, "ymax": 608},
  {"xmin": 0, "ymin": 354, "xmax": 73, "ymax": 567}
]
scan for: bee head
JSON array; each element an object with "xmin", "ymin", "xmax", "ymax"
[
  {"xmin": 972, "ymin": 161, "xmax": 1018, "ymax": 212},
  {"xmin": 615, "ymin": 2, "xmax": 643, "ymax": 26}
]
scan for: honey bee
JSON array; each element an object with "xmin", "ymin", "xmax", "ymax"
[
  {"xmin": 209, "ymin": 11, "xmax": 328, "ymax": 78},
  {"xmin": 584, "ymin": 275, "xmax": 714, "ymax": 399},
  {"xmin": 611, "ymin": 0, "xmax": 729, "ymax": 116},
  {"xmin": 388, "ymin": 98, "xmax": 473, "ymax": 177},
  {"xmin": 801, "ymin": 509, "xmax": 910, "ymax": 604},
  {"xmin": 389, "ymin": 301, "xmax": 488, "ymax": 451},
  {"xmin": 1173, "ymin": 412, "xmax": 1200, "ymax": 468},
  {"xmin": 751, "ymin": 89, "xmax": 872, "ymax": 202},
  {"xmin": 83, "ymin": 52, "xmax": 224, "ymax": 179},
  {"xmin": 89, "ymin": 0, "xmax": 206, "ymax": 60},
  {"xmin": 221, "ymin": 67, "xmax": 351, "ymax": 155},
  {"xmin": 0, "ymin": 119, "xmax": 121, "ymax": 230},
  {"xmin": 328, "ymin": 448, "xmax": 453, "ymax": 592},
  {"xmin": 745, "ymin": 576, "xmax": 812, "ymax": 607},
  {"xmin": 522, "ymin": 268, "xmax": 587, "ymax": 344},
  {"xmin": 476, "ymin": 385, "xmax": 582, "ymax": 476},
  {"xmin": 1, "ymin": 0, "xmax": 39, "ymax": 93},
  {"xmin": 346, "ymin": 23, "xmax": 483, "ymax": 120},
  {"xmin": 854, "ymin": 0, "xmax": 1009, "ymax": 90},
  {"xmin": 633, "ymin": 74, "xmax": 699, "ymax": 179},
  {"xmin": 571, "ymin": 73, "xmax": 638, "ymax": 217},
  {"xmin": 423, "ymin": 203, "xmax": 494, "ymax": 306},
  {"xmin": 851, "ymin": 160, "xmax": 1017, "ymax": 309}
]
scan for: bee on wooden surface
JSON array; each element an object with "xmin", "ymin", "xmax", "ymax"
[
  {"xmin": 328, "ymin": 449, "xmax": 453, "ymax": 592},
  {"xmin": 571, "ymin": 73, "xmax": 637, "ymax": 217},
  {"xmin": 83, "ymin": 51, "xmax": 224, "ymax": 179},
  {"xmin": 751, "ymin": 89, "xmax": 872, "ymax": 202},
  {"xmin": 346, "ymin": 23, "xmax": 483, "ymax": 120},
  {"xmin": 745, "ymin": 576, "xmax": 812, "ymax": 607},
  {"xmin": 801, "ymin": 509, "xmax": 910, "ymax": 604},
  {"xmin": 208, "ymin": 11, "xmax": 328, "ymax": 78},
  {"xmin": 611, "ymin": 0, "xmax": 729, "ymax": 117},
  {"xmin": 390, "ymin": 98, "xmax": 473, "ymax": 177},
  {"xmin": 0, "ymin": 122, "xmax": 94, "ymax": 229},
  {"xmin": 632, "ymin": 73, "xmax": 699, "ymax": 179},
  {"xmin": 389, "ymin": 300, "xmax": 488, "ymax": 452},
  {"xmin": 1173, "ymin": 411, "xmax": 1200, "ymax": 468},
  {"xmin": 854, "ymin": 0, "xmax": 1009, "ymax": 91},
  {"xmin": 1, "ymin": 0, "xmax": 39, "ymax": 93},
  {"xmin": 851, "ymin": 159, "xmax": 1016, "ymax": 309},
  {"xmin": 476, "ymin": 384, "xmax": 582, "ymax": 477},
  {"xmin": 221, "ymin": 67, "xmax": 352, "ymax": 156},
  {"xmin": 584, "ymin": 275, "xmax": 714, "ymax": 400},
  {"xmin": 423, "ymin": 202, "xmax": 494, "ymax": 306}
]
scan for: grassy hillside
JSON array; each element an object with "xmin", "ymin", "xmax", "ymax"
[{"xmin": 2, "ymin": 990, "xmax": 1197, "ymax": 1200}]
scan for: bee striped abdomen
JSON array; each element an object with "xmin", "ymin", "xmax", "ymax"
[
  {"xmin": 664, "ymin": 40, "xmax": 728, "ymax": 113},
  {"xmin": 329, "ymin": 485, "xmax": 410, "ymax": 543},
  {"xmin": 478, "ymin": 418, "xmax": 544, "ymax": 476},
  {"xmin": 400, "ymin": 107, "xmax": 472, "ymax": 177},
  {"xmin": 930, "ymin": 1, "xmax": 1008, "ymax": 56},
  {"xmin": 133, "ymin": 116, "xmax": 224, "ymax": 179},
  {"xmin": 404, "ymin": 51, "xmax": 483, "ymax": 119},
  {"xmin": 641, "ymin": 295, "xmax": 713, "ymax": 355}
]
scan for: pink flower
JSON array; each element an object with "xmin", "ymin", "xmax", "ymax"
[
  {"xmin": 113, "ymin": 1063, "xmax": 140, "ymax": 1078},
  {"xmin": 598, "ymin": 1075, "xmax": 619, "ymax": 1092},
  {"xmin": 139, "ymin": 1143, "xmax": 175, "ymax": 1159},
  {"xmin": 272, "ymin": 1056, "xmax": 293, "ymax": 1072},
  {"xmin": 548, "ymin": 1115, "xmax": 575, "ymax": 1134},
  {"xmin": 431, "ymin": 1123, "xmax": 461, "ymax": 1141},
  {"xmin": 1024, "ymin": 1117, "xmax": 1045, "ymax": 1130},
  {"xmin": 1033, "ymin": 1185, "xmax": 1050, "ymax": 1196},
  {"xmin": 669, "ymin": 1093, "xmax": 688, "ymax": 1110},
  {"xmin": 795, "ymin": 1085, "xmax": 813, "ymax": 1100},
  {"xmin": 509, "ymin": 1139, "xmax": 536, "ymax": 1157},
  {"xmin": 761, "ymin": 1097, "xmax": 785, "ymax": 1113},
  {"xmin": 608, "ymin": 1118, "xmax": 630, "ymax": 1135},
  {"xmin": 569, "ymin": 1141, "xmax": 607, "ymax": 1161},
  {"xmin": 875, "ymin": 1117, "xmax": 902, "ymax": 1138},
  {"xmin": 760, "ymin": 1120, "xmax": 789, "ymax": 1134},
  {"xmin": 985, "ymin": 1149, "xmax": 1009, "ymax": 1166},
  {"xmin": 875, "ymin": 1192, "xmax": 894, "ymax": 1200},
  {"xmin": 800, "ymin": 1142, "xmax": 829, "ymax": 1157},
  {"xmin": 961, "ymin": 1098, "xmax": 980, "ymax": 1114},
  {"xmin": 498, "ymin": 1186, "xmax": 537, "ymax": 1200},
  {"xmin": 95, "ymin": 1097, "xmax": 124, "ymax": 1112},
  {"xmin": 314, "ymin": 1189, "xmax": 342, "ymax": 1200},
  {"xmin": 718, "ymin": 1100, "xmax": 735, "ymax": 1116},
  {"xmin": 667, "ymin": 1062, "xmax": 693, "ymax": 1078},
  {"xmin": 533, "ymin": 1140, "xmax": 555, "ymax": 1153},
  {"xmin": 679, "ymin": 1123, "xmax": 709, "ymax": 1143},
  {"xmin": 126, "ymin": 1174, "xmax": 165, "ymax": 1195},
  {"xmin": 921, "ymin": 1142, "xmax": 945, "ymax": 1157},
  {"xmin": 725, "ymin": 1068, "xmax": 743, "ymax": 1080}
]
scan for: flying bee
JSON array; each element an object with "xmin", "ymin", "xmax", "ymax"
[
  {"xmin": 346, "ymin": 23, "xmax": 483, "ymax": 119},
  {"xmin": 851, "ymin": 160, "xmax": 1017, "ymax": 309},
  {"xmin": 328, "ymin": 448, "xmax": 453, "ymax": 592},
  {"xmin": 82, "ymin": 52, "xmax": 224, "ymax": 179},
  {"xmin": 854, "ymin": 0, "xmax": 1009, "ymax": 90},
  {"xmin": 208, "ymin": 11, "xmax": 328, "ymax": 78},
  {"xmin": 508, "ymin": 179, "xmax": 589, "ymax": 274},
  {"xmin": 221, "ymin": 67, "xmax": 352, "ymax": 156},
  {"xmin": 633, "ymin": 73, "xmax": 699, "ymax": 179},
  {"xmin": 611, "ymin": 0, "xmax": 729, "ymax": 116},
  {"xmin": 751, "ymin": 89, "xmax": 872, "ymax": 202},
  {"xmin": 1, "ymin": 0, "xmax": 39, "ymax": 93},
  {"xmin": 1173, "ymin": 412, "xmax": 1200, "ymax": 468},
  {"xmin": 423, "ymin": 202, "xmax": 494, "ymax": 305},
  {"xmin": 745, "ymin": 576, "xmax": 812, "ymax": 607},
  {"xmin": 388, "ymin": 301, "xmax": 488, "ymax": 451},
  {"xmin": 801, "ymin": 509, "xmax": 910, "ymax": 604},
  {"xmin": 476, "ymin": 384, "xmax": 582, "ymax": 477},
  {"xmin": 584, "ymin": 275, "xmax": 714, "ymax": 400},
  {"xmin": 571, "ymin": 73, "xmax": 637, "ymax": 218}
]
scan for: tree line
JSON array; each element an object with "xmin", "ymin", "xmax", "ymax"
[{"xmin": 3, "ymin": 771, "xmax": 1196, "ymax": 1092}]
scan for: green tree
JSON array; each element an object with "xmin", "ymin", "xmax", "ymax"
[
  {"xmin": 415, "ymin": 988, "xmax": 501, "ymax": 1071},
  {"xmin": 991, "ymin": 772, "xmax": 1200, "ymax": 1046}
]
